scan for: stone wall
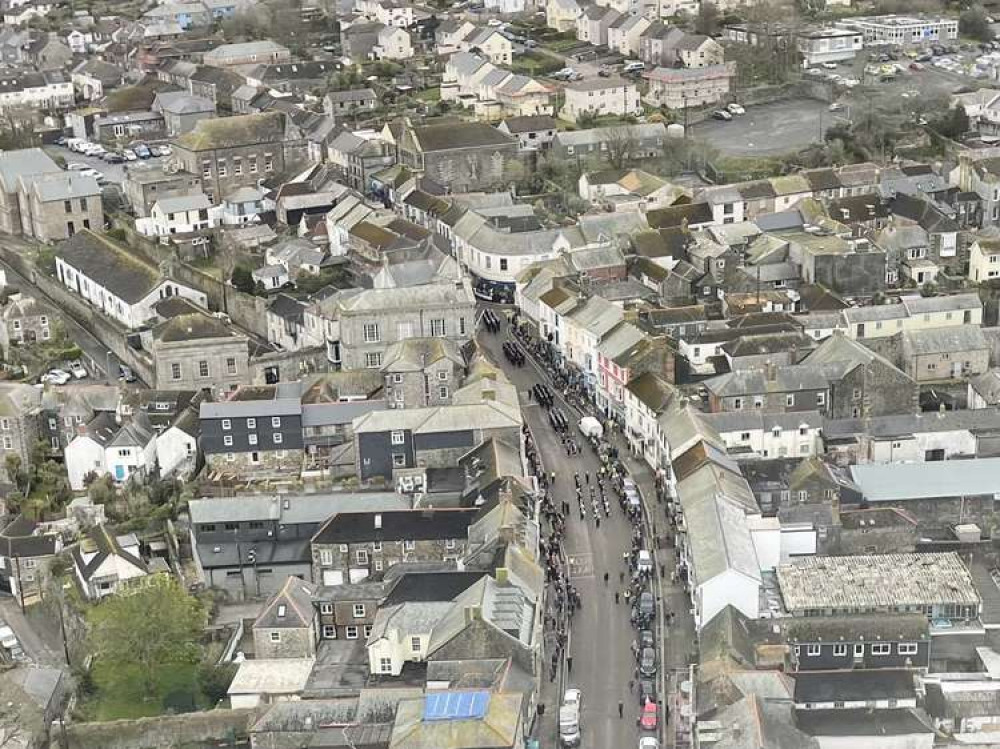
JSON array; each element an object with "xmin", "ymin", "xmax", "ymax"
[
  {"xmin": 252, "ymin": 624, "xmax": 316, "ymax": 659},
  {"xmin": 56, "ymin": 709, "xmax": 253, "ymax": 749}
]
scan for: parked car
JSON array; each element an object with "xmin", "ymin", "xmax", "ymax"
[
  {"xmin": 639, "ymin": 701, "xmax": 658, "ymax": 731},
  {"xmin": 79, "ymin": 168, "xmax": 102, "ymax": 181},
  {"xmin": 54, "ymin": 136, "xmax": 66, "ymax": 146},
  {"xmin": 119, "ymin": 365, "xmax": 137, "ymax": 383},
  {"xmin": 103, "ymin": 152, "xmax": 125, "ymax": 163},
  {"xmin": 67, "ymin": 162, "xmax": 88, "ymax": 171},
  {"xmin": 822, "ymin": 61, "xmax": 838, "ymax": 69},
  {"xmin": 43, "ymin": 369, "xmax": 71, "ymax": 385},
  {"xmin": 637, "ymin": 591, "xmax": 655, "ymax": 618},
  {"xmin": 155, "ymin": 144, "xmax": 172, "ymax": 156},
  {"xmin": 69, "ymin": 360, "xmax": 87, "ymax": 379},
  {"xmin": 727, "ymin": 103, "xmax": 745, "ymax": 115},
  {"xmin": 640, "ymin": 629, "xmax": 655, "ymax": 649},
  {"xmin": 712, "ymin": 109, "xmax": 732, "ymax": 121},
  {"xmin": 636, "ymin": 549, "xmax": 653, "ymax": 573},
  {"xmin": 123, "ymin": 150, "xmax": 138, "ymax": 162},
  {"xmin": 639, "ymin": 647, "xmax": 657, "ymax": 676},
  {"xmin": 639, "ymin": 738, "xmax": 660, "ymax": 749},
  {"xmin": 638, "ymin": 678, "xmax": 657, "ymax": 706},
  {"xmin": 133, "ymin": 144, "xmax": 152, "ymax": 159}
]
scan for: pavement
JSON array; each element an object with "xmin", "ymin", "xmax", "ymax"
[
  {"xmin": 477, "ymin": 308, "xmax": 695, "ymax": 748},
  {"xmin": 0, "ymin": 599, "xmax": 67, "ymax": 667}
]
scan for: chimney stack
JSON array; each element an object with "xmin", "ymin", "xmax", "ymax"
[
  {"xmin": 464, "ymin": 605, "xmax": 482, "ymax": 625},
  {"xmin": 496, "ymin": 567, "xmax": 509, "ymax": 585}
]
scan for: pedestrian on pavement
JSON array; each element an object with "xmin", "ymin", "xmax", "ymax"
[
  {"xmin": 619, "ymin": 571, "xmax": 625, "ymax": 584},
  {"xmin": 614, "ymin": 591, "xmax": 620, "ymax": 604},
  {"xmin": 628, "ymin": 679, "xmax": 634, "ymax": 692},
  {"xmin": 660, "ymin": 563, "xmax": 666, "ymax": 578},
  {"xmin": 567, "ymin": 656, "xmax": 573, "ymax": 674},
  {"xmin": 595, "ymin": 516, "xmax": 600, "ymax": 529},
  {"xmin": 585, "ymin": 472, "xmax": 590, "ymax": 484},
  {"xmin": 618, "ymin": 701, "xmax": 624, "ymax": 719},
  {"xmin": 603, "ymin": 572, "xmax": 609, "ymax": 586}
]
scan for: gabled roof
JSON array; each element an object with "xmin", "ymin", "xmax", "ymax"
[
  {"xmin": 312, "ymin": 509, "xmax": 477, "ymax": 544},
  {"xmin": 254, "ymin": 576, "xmax": 315, "ymax": 629},
  {"xmin": 57, "ymin": 230, "xmax": 164, "ymax": 303},
  {"xmin": 72, "ymin": 524, "xmax": 147, "ymax": 582},
  {"xmin": 173, "ymin": 110, "xmax": 286, "ymax": 151}
]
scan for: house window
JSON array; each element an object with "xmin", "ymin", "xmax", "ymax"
[
  {"xmin": 733, "ymin": 398, "xmax": 743, "ymax": 409},
  {"xmin": 198, "ymin": 360, "xmax": 209, "ymax": 378},
  {"xmin": 355, "ymin": 550, "xmax": 368, "ymax": 565},
  {"xmin": 217, "ymin": 160, "xmax": 227, "ymax": 178},
  {"xmin": 171, "ymin": 362, "xmax": 182, "ymax": 380},
  {"xmin": 248, "ymin": 434, "xmax": 258, "ymax": 445},
  {"xmin": 269, "ymin": 632, "xmax": 280, "ymax": 642},
  {"xmin": 247, "ymin": 418, "xmax": 256, "ymax": 429},
  {"xmin": 392, "ymin": 453, "xmax": 406, "ymax": 467},
  {"xmin": 445, "ymin": 539, "xmax": 456, "ymax": 549},
  {"xmin": 273, "ymin": 433, "xmax": 283, "ymax": 445},
  {"xmin": 374, "ymin": 560, "xmax": 383, "ymax": 572},
  {"xmin": 322, "ymin": 624, "xmax": 336, "ymax": 638},
  {"xmin": 353, "ymin": 603, "xmax": 366, "ymax": 618},
  {"xmin": 227, "ymin": 357, "xmax": 237, "ymax": 375},
  {"xmin": 222, "ymin": 419, "xmax": 231, "ymax": 430},
  {"xmin": 365, "ymin": 352, "xmax": 382, "ymax": 368},
  {"xmin": 226, "ymin": 452, "xmax": 235, "ymax": 462},
  {"xmin": 271, "ymin": 417, "xmax": 281, "ymax": 428},
  {"xmin": 833, "ymin": 644, "xmax": 848, "ymax": 657},
  {"xmin": 379, "ymin": 657, "xmax": 392, "ymax": 673},
  {"xmin": 264, "ymin": 154, "xmax": 273, "ymax": 172},
  {"xmin": 411, "ymin": 636, "xmax": 421, "ymax": 652},
  {"xmin": 740, "ymin": 432, "xmax": 750, "ymax": 442},
  {"xmin": 1, "ymin": 419, "xmax": 9, "ymax": 431},
  {"xmin": 64, "ymin": 200, "xmax": 72, "ymax": 214},
  {"xmin": 339, "ymin": 544, "xmax": 349, "ymax": 553},
  {"xmin": 430, "ymin": 318, "xmax": 446, "ymax": 336},
  {"xmin": 852, "ymin": 388, "xmax": 862, "ymax": 400},
  {"xmin": 346, "ymin": 626, "xmax": 359, "ymax": 639},
  {"xmin": 437, "ymin": 371, "xmax": 449, "ymax": 381},
  {"xmin": 854, "ymin": 644, "xmax": 864, "ymax": 657},
  {"xmin": 898, "ymin": 642, "xmax": 918, "ymax": 655},
  {"xmin": 202, "ymin": 160, "xmax": 212, "ymax": 178},
  {"xmin": 320, "ymin": 549, "xmax": 333, "ymax": 565},
  {"xmin": 871, "ymin": 643, "xmax": 891, "ymax": 655},
  {"xmin": 2, "ymin": 436, "xmax": 12, "ymax": 450},
  {"xmin": 404, "ymin": 540, "xmax": 415, "ymax": 551},
  {"xmin": 459, "ymin": 317, "xmax": 466, "ymax": 335},
  {"xmin": 320, "ymin": 603, "xmax": 334, "ymax": 614},
  {"xmin": 223, "ymin": 435, "xmax": 233, "ymax": 447},
  {"xmin": 785, "ymin": 394, "xmax": 795, "ymax": 407},
  {"xmin": 363, "ymin": 322, "xmax": 379, "ymax": 342},
  {"xmin": 438, "ymin": 386, "xmax": 448, "ymax": 399},
  {"xmin": 233, "ymin": 158, "xmax": 242, "ymax": 176},
  {"xmin": 391, "ymin": 430, "xmax": 405, "ymax": 445},
  {"xmin": 373, "ymin": 541, "xmax": 382, "ymax": 552},
  {"xmin": 249, "ymin": 156, "xmax": 258, "ymax": 173},
  {"xmin": 806, "ymin": 644, "xmax": 821, "ymax": 656}
]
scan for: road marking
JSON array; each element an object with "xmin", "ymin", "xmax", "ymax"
[{"xmin": 567, "ymin": 553, "xmax": 594, "ymax": 578}]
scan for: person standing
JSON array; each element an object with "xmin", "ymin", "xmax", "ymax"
[{"xmin": 618, "ymin": 701, "xmax": 624, "ymax": 719}]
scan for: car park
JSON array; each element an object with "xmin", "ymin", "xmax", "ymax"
[{"xmin": 712, "ymin": 110, "xmax": 732, "ymax": 121}]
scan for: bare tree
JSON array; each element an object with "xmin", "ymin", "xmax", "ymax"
[{"xmin": 605, "ymin": 124, "xmax": 638, "ymax": 169}]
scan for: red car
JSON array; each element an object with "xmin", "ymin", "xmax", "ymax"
[{"xmin": 640, "ymin": 701, "xmax": 658, "ymax": 731}]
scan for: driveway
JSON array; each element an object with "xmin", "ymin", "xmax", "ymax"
[{"xmin": 691, "ymin": 98, "xmax": 841, "ymax": 156}]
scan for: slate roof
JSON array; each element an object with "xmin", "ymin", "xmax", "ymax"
[
  {"xmin": 71, "ymin": 524, "xmax": 147, "ymax": 582},
  {"xmin": 173, "ymin": 110, "xmax": 286, "ymax": 151},
  {"xmin": 312, "ymin": 509, "xmax": 478, "ymax": 544},
  {"xmin": 409, "ymin": 121, "xmax": 513, "ymax": 152},
  {"xmin": 57, "ymin": 230, "xmax": 163, "ymax": 303},
  {"xmin": 155, "ymin": 311, "xmax": 239, "ymax": 343},
  {"xmin": 254, "ymin": 576, "xmax": 316, "ymax": 629},
  {"xmin": 794, "ymin": 670, "xmax": 916, "ymax": 704},
  {"xmin": 499, "ymin": 115, "xmax": 556, "ymax": 133}
]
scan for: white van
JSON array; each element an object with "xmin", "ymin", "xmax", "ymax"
[{"xmin": 623, "ymin": 61, "xmax": 645, "ymax": 73}]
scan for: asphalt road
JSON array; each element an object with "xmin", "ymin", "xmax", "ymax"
[
  {"xmin": 478, "ymin": 310, "xmax": 693, "ymax": 748},
  {"xmin": 691, "ymin": 98, "xmax": 839, "ymax": 157}
]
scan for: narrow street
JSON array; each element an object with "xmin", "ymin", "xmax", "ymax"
[{"xmin": 478, "ymin": 309, "xmax": 695, "ymax": 748}]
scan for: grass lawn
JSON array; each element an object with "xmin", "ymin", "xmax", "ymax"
[
  {"xmin": 416, "ymin": 86, "xmax": 441, "ymax": 102},
  {"xmin": 82, "ymin": 660, "xmax": 207, "ymax": 721},
  {"xmin": 511, "ymin": 50, "xmax": 563, "ymax": 77}
]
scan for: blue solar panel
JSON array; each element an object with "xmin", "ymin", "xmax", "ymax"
[{"xmin": 423, "ymin": 691, "xmax": 491, "ymax": 721}]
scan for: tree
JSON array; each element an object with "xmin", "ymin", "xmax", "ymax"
[
  {"xmin": 86, "ymin": 576, "xmax": 206, "ymax": 698},
  {"xmin": 694, "ymin": 2, "xmax": 720, "ymax": 36},
  {"xmin": 231, "ymin": 265, "xmax": 255, "ymax": 294},
  {"xmin": 199, "ymin": 662, "xmax": 237, "ymax": 705},
  {"xmin": 961, "ymin": 6, "xmax": 995, "ymax": 43},
  {"xmin": 604, "ymin": 124, "xmax": 638, "ymax": 169},
  {"xmin": 934, "ymin": 104, "xmax": 970, "ymax": 139}
]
